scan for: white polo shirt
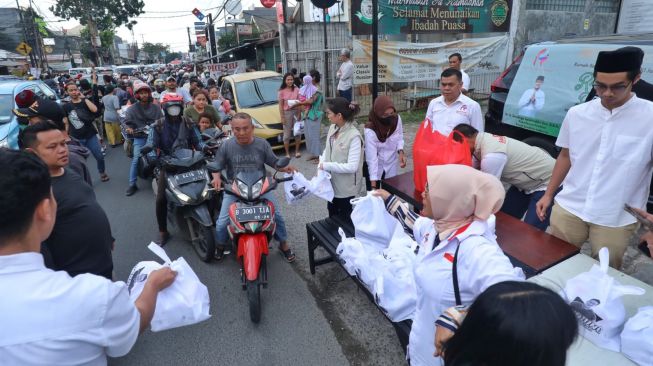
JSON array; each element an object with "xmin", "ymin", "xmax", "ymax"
[
  {"xmin": 555, "ymin": 95, "xmax": 653, "ymax": 227},
  {"xmin": 424, "ymin": 93, "xmax": 484, "ymax": 136},
  {"xmin": 0, "ymin": 252, "xmax": 140, "ymax": 366},
  {"xmin": 461, "ymin": 69, "xmax": 470, "ymax": 91}
]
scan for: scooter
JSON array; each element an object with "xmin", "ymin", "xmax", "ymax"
[
  {"xmin": 209, "ymin": 157, "xmax": 291, "ymax": 323},
  {"xmin": 141, "ymin": 140, "xmax": 223, "ymax": 262}
]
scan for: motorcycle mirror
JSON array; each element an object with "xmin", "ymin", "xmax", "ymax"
[
  {"xmin": 140, "ymin": 145, "xmax": 153, "ymax": 155},
  {"xmin": 275, "ymin": 157, "xmax": 290, "ymax": 169}
]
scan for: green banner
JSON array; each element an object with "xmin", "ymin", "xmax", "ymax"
[{"xmin": 351, "ymin": 0, "xmax": 512, "ymax": 35}]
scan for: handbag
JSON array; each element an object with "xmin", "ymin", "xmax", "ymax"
[
  {"xmin": 127, "ymin": 243, "xmax": 211, "ymax": 332},
  {"xmin": 562, "ymin": 247, "xmax": 645, "ymax": 351},
  {"xmin": 413, "ymin": 119, "xmax": 472, "ymax": 193}
]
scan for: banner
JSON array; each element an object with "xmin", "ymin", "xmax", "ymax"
[
  {"xmin": 502, "ymin": 44, "xmax": 653, "ymax": 137},
  {"xmin": 351, "ymin": 0, "xmax": 512, "ymax": 35},
  {"xmin": 352, "ymin": 36, "xmax": 508, "ymax": 84},
  {"xmin": 206, "ymin": 60, "xmax": 247, "ymax": 78}
]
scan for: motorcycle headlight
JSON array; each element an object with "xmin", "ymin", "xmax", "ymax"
[
  {"xmin": 251, "ymin": 180, "xmax": 263, "ymax": 198},
  {"xmin": 167, "ymin": 177, "xmax": 192, "ymax": 203},
  {"xmin": 251, "ymin": 117, "xmax": 264, "ymax": 129},
  {"xmin": 237, "ymin": 180, "xmax": 249, "ymax": 197}
]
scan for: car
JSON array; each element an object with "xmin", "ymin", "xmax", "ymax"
[
  {"xmin": 68, "ymin": 67, "xmax": 91, "ymax": 77},
  {"xmin": 114, "ymin": 64, "xmax": 143, "ymax": 77},
  {"xmin": 0, "ymin": 79, "xmax": 60, "ymax": 149},
  {"xmin": 485, "ymin": 33, "xmax": 653, "ymax": 210},
  {"xmin": 219, "ymin": 71, "xmax": 286, "ymax": 148}
]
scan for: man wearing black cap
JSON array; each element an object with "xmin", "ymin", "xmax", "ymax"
[{"xmin": 536, "ymin": 46, "xmax": 653, "ymax": 268}]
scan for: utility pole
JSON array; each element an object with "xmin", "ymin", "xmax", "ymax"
[
  {"xmin": 16, "ymin": 0, "xmax": 36, "ymax": 68},
  {"xmin": 322, "ymin": 8, "xmax": 329, "ymax": 97},
  {"xmin": 187, "ymin": 27, "xmax": 193, "ymax": 53}
]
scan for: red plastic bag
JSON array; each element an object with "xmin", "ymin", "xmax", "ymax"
[{"xmin": 413, "ymin": 119, "xmax": 472, "ymax": 193}]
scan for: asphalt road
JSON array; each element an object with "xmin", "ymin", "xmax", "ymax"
[{"xmin": 92, "ymin": 143, "xmax": 406, "ymax": 366}]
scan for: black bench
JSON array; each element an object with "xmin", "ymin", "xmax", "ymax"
[{"xmin": 306, "ymin": 215, "xmax": 411, "ymax": 354}]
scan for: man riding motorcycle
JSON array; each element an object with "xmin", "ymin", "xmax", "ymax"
[
  {"xmin": 210, "ymin": 113, "xmax": 297, "ymax": 262},
  {"xmin": 151, "ymin": 93, "xmax": 205, "ymax": 245},
  {"xmin": 152, "ymin": 79, "xmax": 166, "ymax": 101},
  {"xmin": 124, "ymin": 81, "xmax": 163, "ymax": 196}
]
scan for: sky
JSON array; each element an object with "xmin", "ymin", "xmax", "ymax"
[{"xmin": 15, "ymin": 0, "xmax": 271, "ymax": 52}]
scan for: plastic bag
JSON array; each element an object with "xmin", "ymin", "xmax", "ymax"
[
  {"xmin": 621, "ymin": 306, "xmax": 653, "ymax": 366},
  {"xmin": 373, "ymin": 245, "xmax": 418, "ymax": 322},
  {"xmin": 283, "ymin": 172, "xmax": 311, "ymax": 204},
  {"xmin": 307, "ymin": 170, "xmax": 334, "ymax": 202},
  {"xmin": 127, "ymin": 243, "xmax": 211, "ymax": 332},
  {"xmin": 350, "ymin": 193, "xmax": 397, "ymax": 251},
  {"xmin": 293, "ymin": 119, "xmax": 305, "ymax": 136},
  {"xmin": 562, "ymin": 247, "xmax": 645, "ymax": 351},
  {"xmin": 412, "ymin": 119, "xmax": 472, "ymax": 193},
  {"xmin": 335, "ymin": 227, "xmax": 367, "ymax": 276}
]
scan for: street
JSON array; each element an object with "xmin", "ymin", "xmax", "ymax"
[{"xmin": 97, "ymin": 145, "xmax": 405, "ymax": 366}]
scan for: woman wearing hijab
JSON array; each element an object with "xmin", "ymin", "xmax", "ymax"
[
  {"xmin": 297, "ymin": 71, "xmax": 324, "ymax": 162},
  {"xmin": 364, "ymin": 96, "xmax": 406, "ymax": 188},
  {"xmin": 374, "ymin": 164, "xmax": 524, "ymax": 366}
]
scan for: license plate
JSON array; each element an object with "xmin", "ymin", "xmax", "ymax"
[
  {"xmin": 235, "ymin": 205, "xmax": 271, "ymax": 222},
  {"xmin": 175, "ymin": 170, "xmax": 204, "ymax": 185}
]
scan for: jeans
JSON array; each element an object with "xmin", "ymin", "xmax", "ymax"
[
  {"xmin": 76, "ymin": 135, "xmax": 105, "ymax": 174},
  {"xmin": 215, "ymin": 191, "xmax": 288, "ymax": 245},
  {"xmin": 500, "ymin": 186, "xmax": 559, "ymax": 231},
  {"xmin": 129, "ymin": 137, "xmax": 147, "ymax": 186},
  {"xmin": 338, "ymin": 88, "xmax": 353, "ymax": 102}
]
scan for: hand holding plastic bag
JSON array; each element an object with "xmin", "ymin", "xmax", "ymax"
[
  {"xmin": 283, "ymin": 172, "xmax": 311, "ymax": 204},
  {"xmin": 308, "ymin": 170, "xmax": 335, "ymax": 202},
  {"xmin": 127, "ymin": 243, "xmax": 211, "ymax": 332}
]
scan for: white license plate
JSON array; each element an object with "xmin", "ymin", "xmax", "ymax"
[{"xmin": 235, "ymin": 205, "xmax": 271, "ymax": 222}]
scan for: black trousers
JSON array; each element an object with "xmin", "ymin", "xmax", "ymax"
[{"xmin": 155, "ymin": 169, "xmax": 168, "ymax": 232}]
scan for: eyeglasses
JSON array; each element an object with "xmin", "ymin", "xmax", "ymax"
[{"xmin": 592, "ymin": 81, "xmax": 632, "ymax": 94}]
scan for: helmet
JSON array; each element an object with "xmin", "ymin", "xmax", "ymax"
[
  {"xmin": 161, "ymin": 93, "xmax": 184, "ymax": 117},
  {"xmin": 133, "ymin": 81, "xmax": 151, "ymax": 94}
]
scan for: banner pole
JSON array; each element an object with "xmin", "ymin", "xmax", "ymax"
[{"xmin": 372, "ymin": 0, "xmax": 378, "ymax": 101}]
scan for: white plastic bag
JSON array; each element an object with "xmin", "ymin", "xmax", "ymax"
[
  {"xmin": 127, "ymin": 243, "xmax": 211, "ymax": 332},
  {"xmin": 335, "ymin": 227, "xmax": 367, "ymax": 276},
  {"xmin": 373, "ymin": 246, "xmax": 418, "ymax": 322},
  {"xmin": 307, "ymin": 170, "xmax": 334, "ymax": 202},
  {"xmin": 283, "ymin": 172, "xmax": 311, "ymax": 204},
  {"xmin": 562, "ymin": 248, "xmax": 645, "ymax": 351},
  {"xmin": 621, "ymin": 306, "xmax": 653, "ymax": 366},
  {"xmin": 350, "ymin": 193, "xmax": 400, "ymax": 251},
  {"xmin": 293, "ymin": 119, "xmax": 305, "ymax": 136}
]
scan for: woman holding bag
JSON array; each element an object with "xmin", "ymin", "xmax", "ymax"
[
  {"xmin": 319, "ymin": 97, "xmax": 364, "ymax": 219},
  {"xmin": 373, "ymin": 165, "xmax": 523, "ymax": 366},
  {"xmin": 364, "ymin": 96, "xmax": 406, "ymax": 188},
  {"xmin": 278, "ymin": 72, "xmax": 301, "ymax": 158},
  {"xmin": 297, "ymin": 71, "xmax": 324, "ymax": 162}
]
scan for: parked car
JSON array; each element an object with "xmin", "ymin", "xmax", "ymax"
[
  {"xmin": 219, "ymin": 71, "xmax": 286, "ymax": 148},
  {"xmin": 0, "ymin": 79, "xmax": 60, "ymax": 149},
  {"xmin": 485, "ymin": 33, "xmax": 653, "ymax": 210}
]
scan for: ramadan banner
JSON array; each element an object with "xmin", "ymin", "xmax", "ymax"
[
  {"xmin": 351, "ymin": 0, "xmax": 512, "ymax": 35},
  {"xmin": 352, "ymin": 36, "xmax": 508, "ymax": 84}
]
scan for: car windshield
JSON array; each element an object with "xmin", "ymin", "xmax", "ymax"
[
  {"xmin": 235, "ymin": 76, "xmax": 282, "ymax": 108},
  {"xmin": 0, "ymin": 94, "xmax": 13, "ymax": 123}
]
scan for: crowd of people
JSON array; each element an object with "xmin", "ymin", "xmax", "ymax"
[{"xmin": 1, "ymin": 45, "xmax": 652, "ymax": 366}]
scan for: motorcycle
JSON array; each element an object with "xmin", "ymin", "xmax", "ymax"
[
  {"xmin": 140, "ymin": 131, "xmax": 227, "ymax": 262},
  {"xmin": 208, "ymin": 157, "xmax": 291, "ymax": 323}
]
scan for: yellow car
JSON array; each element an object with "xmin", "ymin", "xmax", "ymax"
[{"xmin": 219, "ymin": 71, "xmax": 287, "ymax": 149}]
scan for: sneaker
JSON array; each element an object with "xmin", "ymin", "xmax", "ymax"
[{"xmin": 125, "ymin": 185, "xmax": 138, "ymax": 196}]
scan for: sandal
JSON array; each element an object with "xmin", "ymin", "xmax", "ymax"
[
  {"xmin": 295, "ymin": 153, "xmax": 301, "ymax": 158},
  {"xmin": 100, "ymin": 173, "xmax": 110, "ymax": 182},
  {"xmin": 280, "ymin": 247, "xmax": 296, "ymax": 263}
]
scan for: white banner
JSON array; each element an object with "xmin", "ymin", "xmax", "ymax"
[
  {"xmin": 205, "ymin": 59, "xmax": 246, "ymax": 78},
  {"xmin": 353, "ymin": 36, "xmax": 509, "ymax": 84}
]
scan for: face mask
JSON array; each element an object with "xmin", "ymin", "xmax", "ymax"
[
  {"xmin": 378, "ymin": 115, "xmax": 397, "ymax": 126},
  {"xmin": 166, "ymin": 105, "xmax": 181, "ymax": 117}
]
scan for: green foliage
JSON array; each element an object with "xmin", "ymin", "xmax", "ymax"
[
  {"xmin": 34, "ymin": 17, "xmax": 48, "ymax": 36},
  {"xmin": 142, "ymin": 42, "xmax": 169, "ymax": 56},
  {"xmin": 217, "ymin": 31, "xmax": 237, "ymax": 51},
  {"xmin": 49, "ymin": 0, "xmax": 145, "ymax": 30},
  {"xmin": 165, "ymin": 52, "xmax": 182, "ymax": 63}
]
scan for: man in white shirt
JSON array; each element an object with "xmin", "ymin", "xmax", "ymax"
[
  {"xmin": 518, "ymin": 75, "xmax": 546, "ymax": 118},
  {"xmin": 160, "ymin": 76, "xmax": 192, "ymax": 104},
  {"xmin": 453, "ymin": 123, "xmax": 556, "ymax": 231},
  {"xmin": 448, "ymin": 53, "xmax": 470, "ymax": 92},
  {"xmin": 0, "ymin": 149, "xmax": 177, "ymax": 365},
  {"xmin": 336, "ymin": 48, "xmax": 354, "ymax": 102},
  {"xmin": 424, "ymin": 68, "xmax": 484, "ymax": 136},
  {"xmin": 536, "ymin": 47, "xmax": 653, "ymax": 268}
]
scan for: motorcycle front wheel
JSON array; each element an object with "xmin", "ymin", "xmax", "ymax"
[
  {"xmin": 190, "ymin": 219, "xmax": 216, "ymax": 263},
  {"xmin": 247, "ymin": 279, "xmax": 261, "ymax": 323}
]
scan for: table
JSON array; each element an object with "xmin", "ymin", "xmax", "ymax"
[
  {"xmin": 529, "ymin": 254, "xmax": 652, "ymax": 365},
  {"xmin": 382, "ymin": 171, "xmax": 579, "ymax": 277}
]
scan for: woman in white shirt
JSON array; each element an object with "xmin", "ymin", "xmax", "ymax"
[
  {"xmin": 364, "ymin": 96, "xmax": 406, "ymax": 188},
  {"xmin": 374, "ymin": 164, "xmax": 524, "ymax": 366},
  {"xmin": 319, "ymin": 97, "xmax": 364, "ymax": 219}
]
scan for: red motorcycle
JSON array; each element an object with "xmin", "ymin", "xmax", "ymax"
[{"xmin": 217, "ymin": 157, "xmax": 291, "ymax": 323}]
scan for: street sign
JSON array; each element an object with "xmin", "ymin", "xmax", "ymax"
[
  {"xmin": 192, "ymin": 8, "xmax": 205, "ymax": 21},
  {"xmin": 225, "ymin": 18, "xmax": 246, "ymax": 24},
  {"xmin": 15, "ymin": 42, "xmax": 32, "ymax": 56},
  {"xmin": 42, "ymin": 38, "xmax": 55, "ymax": 46}
]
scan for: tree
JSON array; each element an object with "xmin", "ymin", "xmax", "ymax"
[
  {"xmin": 217, "ymin": 31, "xmax": 237, "ymax": 51},
  {"xmin": 165, "ymin": 52, "xmax": 182, "ymax": 63},
  {"xmin": 49, "ymin": 0, "xmax": 145, "ymax": 30},
  {"xmin": 142, "ymin": 42, "xmax": 169, "ymax": 56}
]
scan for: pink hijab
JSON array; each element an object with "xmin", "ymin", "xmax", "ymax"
[{"xmin": 426, "ymin": 164, "xmax": 505, "ymax": 238}]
